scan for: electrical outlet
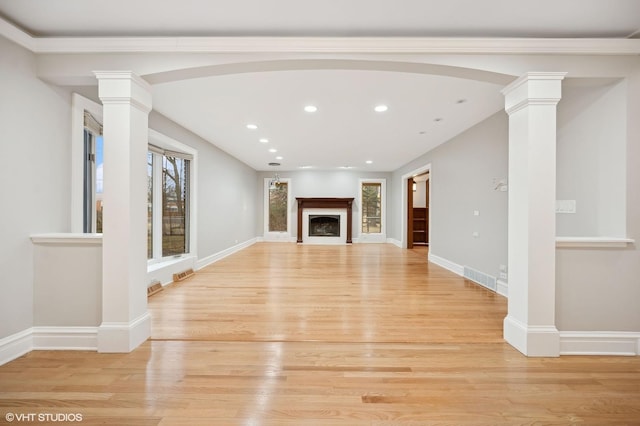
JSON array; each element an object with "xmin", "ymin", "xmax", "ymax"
[
  {"xmin": 499, "ymin": 272, "xmax": 508, "ymax": 280},
  {"xmin": 556, "ymin": 200, "xmax": 576, "ymax": 214}
]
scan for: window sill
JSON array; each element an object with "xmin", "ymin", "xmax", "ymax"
[
  {"xmin": 556, "ymin": 237, "xmax": 635, "ymax": 248},
  {"xmin": 31, "ymin": 233, "xmax": 103, "ymax": 245},
  {"xmin": 147, "ymin": 255, "xmax": 195, "ymax": 272}
]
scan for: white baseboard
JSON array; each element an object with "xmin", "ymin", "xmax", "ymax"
[
  {"xmin": 428, "ymin": 253, "xmax": 464, "ymax": 276},
  {"xmin": 32, "ymin": 326, "xmax": 98, "ymax": 350},
  {"xmin": 497, "ymin": 279, "xmax": 508, "ymax": 297},
  {"xmin": 386, "ymin": 238, "xmax": 402, "ymax": 248},
  {"xmin": 196, "ymin": 238, "xmax": 258, "ymax": 270},
  {"xmin": 356, "ymin": 234, "xmax": 387, "ymax": 243},
  {"xmin": 258, "ymin": 236, "xmax": 297, "ymax": 243},
  {"xmin": 560, "ymin": 332, "xmax": 640, "ymax": 356},
  {"xmin": 0, "ymin": 328, "xmax": 32, "ymax": 366}
]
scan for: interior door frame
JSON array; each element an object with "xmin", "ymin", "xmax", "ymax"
[
  {"xmin": 401, "ymin": 163, "xmax": 431, "ymax": 249},
  {"xmin": 407, "ymin": 177, "xmax": 415, "ymax": 249}
]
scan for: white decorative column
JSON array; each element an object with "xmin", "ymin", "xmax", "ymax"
[
  {"xmin": 502, "ymin": 72, "xmax": 566, "ymax": 357},
  {"xmin": 95, "ymin": 71, "xmax": 152, "ymax": 352}
]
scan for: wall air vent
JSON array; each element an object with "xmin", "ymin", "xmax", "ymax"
[{"xmin": 463, "ymin": 266, "xmax": 497, "ymax": 292}]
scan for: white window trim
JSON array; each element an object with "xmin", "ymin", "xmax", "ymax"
[
  {"xmin": 71, "ymin": 93, "xmax": 103, "ymax": 233},
  {"xmin": 358, "ymin": 178, "xmax": 387, "ymax": 243},
  {"xmin": 147, "ymin": 129, "xmax": 198, "ymax": 264},
  {"xmin": 263, "ymin": 177, "xmax": 294, "ymax": 241}
]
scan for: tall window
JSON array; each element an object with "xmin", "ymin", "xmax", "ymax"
[
  {"xmin": 148, "ymin": 140, "xmax": 193, "ymax": 261},
  {"xmin": 361, "ymin": 182, "xmax": 382, "ymax": 233},
  {"xmin": 147, "ymin": 152, "xmax": 154, "ymax": 259},
  {"xmin": 269, "ymin": 181, "xmax": 288, "ymax": 232},
  {"xmin": 162, "ymin": 156, "xmax": 190, "ymax": 256},
  {"xmin": 264, "ymin": 177, "xmax": 291, "ymax": 240},
  {"xmin": 82, "ymin": 111, "xmax": 103, "ymax": 233}
]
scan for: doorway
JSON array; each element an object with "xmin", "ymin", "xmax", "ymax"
[{"xmin": 406, "ymin": 171, "xmax": 430, "ymax": 249}]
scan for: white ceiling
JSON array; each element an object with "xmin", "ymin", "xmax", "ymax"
[
  {"xmin": 1, "ymin": 0, "xmax": 638, "ymax": 171},
  {"xmin": 153, "ymin": 70, "xmax": 504, "ymax": 171},
  {"xmin": 1, "ymin": 0, "xmax": 639, "ymax": 38}
]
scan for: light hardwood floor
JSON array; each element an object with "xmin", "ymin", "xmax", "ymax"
[{"xmin": 1, "ymin": 243, "xmax": 639, "ymax": 425}]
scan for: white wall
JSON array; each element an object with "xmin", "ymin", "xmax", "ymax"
[
  {"xmin": 557, "ymin": 80, "xmax": 627, "ymax": 237},
  {"xmin": 0, "ymin": 36, "xmax": 72, "ymax": 339},
  {"xmin": 393, "ymin": 112, "xmax": 509, "ymax": 280},
  {"xmin": 149, "ymin": 112, "xmax": 259, "ymax": 259},
  {"xmin": 256, "ymin": 170, "xmax": 393, "ymax": 241}
]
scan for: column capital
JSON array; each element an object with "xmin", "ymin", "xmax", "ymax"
[
  {"xmin": 94, "ymin": 71, "xmax": 152, "ymax": 113},
  {"xmin": 502, "ymin": 72, "xmax": 567, "ymax": 115}
]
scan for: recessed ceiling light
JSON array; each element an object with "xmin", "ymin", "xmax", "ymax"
[
  {"xmin": 259, "ymin": 138, "xmax": 269, "ymax": 143},
  {"xmin": 246, "ymin": 124, "xmax": 258, "ymax": 130},
  {"xmin": 434, "ymin": 118, "xmax": 443, "ymax": 122},
  {"xmin": 456, "ymin": 99, "xmax": 467, "ymax": 104},
  {"xmin": 374, "ymin": 105, "xmax": 388, "ymax": 113},
  {"xmin": 276, "ymin": 156, "xmax": 283, "ymax": 160},
  {"xmin": 339, "ymin": 166, "xmax": 353, "ymax": 169},
  {"xmin": 366, "ymin": 160, "xmax": 373, "ymax": 164},
  {"xmin": 419, "ymin": 131, "xmax": 426, "ymax": 134},
  {"xmin": 268, "ymin": 148, "xmax": 277, "ymax": 153},
  {"xmin": 304, "ymin": 105, "xmax": 318, "ymax": 113},
  {"xmin": 299, "ymin": 165, "xmax": 313, "ymax": 169}
]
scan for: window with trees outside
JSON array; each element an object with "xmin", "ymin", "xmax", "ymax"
[
  {"xmin": 76, "ymin": 95, "xmax": 194, "ymax": 262},
  {"xmin": 361, "ymin": 181, "xmax": 383, "ymax": 234},
  {"xmin": 148, "ymin": 145, "xmax": 192, "ymax": 260},
  {"xmin": 263, "ymin": 176, "xmax": 291, "ymax": 240},
  {"xmin": 269, "ymin": 181, "xmax": 288, "ymax": 232},
  {"xmin": 161, "ymin": 155, "xmax": 189, "ymax": 256}
]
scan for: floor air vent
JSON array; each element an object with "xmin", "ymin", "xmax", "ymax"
[
  {"xmin": 463, "ymin": 266, "xmax": 497, "ymax": 292},
  {"xmin": 173, "ymin": 268, "xmax": 195, "ymax": 282},
  {"xmin": 147, "ymin": 281, "xmax": 163, "ymax": 297}
]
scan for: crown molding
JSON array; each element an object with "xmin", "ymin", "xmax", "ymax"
[
  {"xmin": 0, "ymin": 16, "xmax": 35, "ymax": 51},
  {"xmin": 2, "ymin": 17, "xmax": 640, "ymax": 55},
  {"xmin": 32, "ymin": 36, "xmax": 640, "ymax": 55}
]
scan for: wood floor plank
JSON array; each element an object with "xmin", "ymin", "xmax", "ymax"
[{"xmin": 1, "ymin": 243, "xmax": 639, "ymax": 425}]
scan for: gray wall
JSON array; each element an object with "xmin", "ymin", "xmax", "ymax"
[
  {"xmin": 391, "ymin": 76, "xmax": 639, "ymax": 333},
  {"xmin": 256, "ymin": 170, "xmax": 393, "ymax": 240},
  {"xmin": 392, "ymin": 111, "xmax": 509, "ymax": 280},
  {"xmin": 149, "ymin": 112, "xmax": 259, "ymax": 258},
  {"xmin": 557, "ymin": 81, "xmax": 627, "ymax": 237},
  {"xmin": 0, "ymin": 36, "xmax": 72, "ymax": 338},
  {"xmin": 555, "ymin": 71, "xmax": 640, "ymax": 332}
]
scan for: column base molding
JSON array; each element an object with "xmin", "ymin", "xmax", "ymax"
[
  {"xmin": 97, "ymin": 312, "xmax": 151, "ymax": 353},
  {"xmin": 504, "ymin": 315, "xmax": 560, "ymax": 357}
]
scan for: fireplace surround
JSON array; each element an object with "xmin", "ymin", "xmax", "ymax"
[{"xmin": 296, "ymin": 197, "xmax": 354, "ymax": 243}]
